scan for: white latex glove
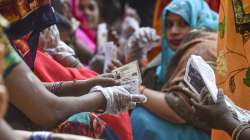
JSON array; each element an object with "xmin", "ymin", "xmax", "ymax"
[
  {"xmin": 121, "ymin": 17, "xmax": 140, "ymax": 39},
  {"xmin": 38, "ymin": 25, "xmax": 60, "ymax": 49},
  {"xmin": 125, "ymin": 27, "xmax": 160, "ymax": 61},
  {"xmin": 39, "ymin": 25, "xmax": 77, "ymax": 62},
  {"xmin": 90, "ymin": 86, "xmax": 147, "ymax": 114}
]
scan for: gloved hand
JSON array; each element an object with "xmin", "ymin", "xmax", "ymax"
[
  {"xmin": 38, "ymin": 25, "xmax": 60, "ymax": 49},
  {"xmin": 91, "ymin": 86, "xmax": 147, "ymax": 114},
  {"xmin": 125, "ymin": 27, "xmax": 160, "ymax": 62}
]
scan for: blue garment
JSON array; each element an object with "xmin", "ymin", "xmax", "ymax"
[
  {"xmin": 131, "ymin": 107, "xmax": 210, "ymax": 140},
  {"xmin": 157, "ymin": 0, "xmax": 218, "ymax": 82}
]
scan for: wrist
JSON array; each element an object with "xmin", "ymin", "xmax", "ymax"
[
  {"xmin": 139, "ymin": 85, "xmax": 146, "ymax": 95},
  {"xmin": 223, "ymin": 117, "xmax": 240, "ymax": 134},
  {"xmin": 96, "ymin": 91, "xmax": 107, "ymax": 112},
  {"xmin": 90, "ymin": 86, "xmax": 108, "ymax": 113}
]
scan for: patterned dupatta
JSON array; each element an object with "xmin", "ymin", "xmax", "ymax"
[{"xmin": 0, "ymin": 1, "xmax": 57, "ymax": 70}]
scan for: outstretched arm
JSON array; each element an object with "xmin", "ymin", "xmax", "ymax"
[
  {"xmin": 191, "ymin": 90, "xmax": 250, "ymax": 140},
  {"xmin": 5, "ymin": 62, "xmax": 106, "ymax": 128},
  {"xmin": 0, "ymin": 120, "xmax": 22, "ymax": 140},
  {"xmin": 44, "ymin": 74, "xmax": 119, "ymax": 96}
]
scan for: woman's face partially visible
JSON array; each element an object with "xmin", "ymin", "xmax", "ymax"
[
  {"xmin": 61, "ymin": 2, "xmax": 72, "ymax": 20},
  {"xmin": 78, "ymin": 0, "xmax": 99, "ymax": 29},
  {"xmin": 166, "ymin": 13, "xmax": 191, "ymax": 51}
]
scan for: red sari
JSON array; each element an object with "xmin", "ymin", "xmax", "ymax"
[{"xmin": 34, "ymin": 50, "xmax": 96, "ymax": 82}]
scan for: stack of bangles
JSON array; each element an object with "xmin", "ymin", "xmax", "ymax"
[
  {"xmin": 232, "ymin": 123, "xmax": 250, "ymax": 140},
  {"xmin": 139, "ymin": 85, "xmax": 146, "ymax": 95},
  {"xmin": 47, "ymin": 82, "xmax": 64, "ymax": 94}
]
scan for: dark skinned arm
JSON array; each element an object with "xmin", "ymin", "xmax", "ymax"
[
  {"xmin": 72, "ymin": 37, "xmax": 94, "ymax": 64},
  {"xmin": 141, "ymin": 88, "xmax": 186, "ymax": 123},
  {"xmin": 0, "ymin": 120, "xmax": 22, "ymax": 140},
  {"xmin": 4, "ymin": 62, "xmax": 106, "ymax": 129},
  {"xmin": 191, "ymin": 89, "xmax": 250, "ymax": 140}
]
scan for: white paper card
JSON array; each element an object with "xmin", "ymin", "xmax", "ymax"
[
  {"xmin": 184, "ymin": 55, "xmax": 218, "ymax": 102},
  {"xmin": 112, "ymin": 61, "xmax": 142, "ymax": 94},
  {"xmin": 103, "ymin": 42, "xmax": 118, "ymax": 73}
]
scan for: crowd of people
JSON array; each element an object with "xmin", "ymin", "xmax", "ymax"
[{"xmin": 0, "ymin": 0, "xmax": 249, "ymax": 140}]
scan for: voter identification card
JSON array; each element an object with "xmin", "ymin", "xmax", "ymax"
[
  {"xmin": 112, "ymin": 61, "xmax": 142, "ymax": 84},
  {"xmin": 112, "ymin": 61, "xmax": 142, "ymax": 94}
]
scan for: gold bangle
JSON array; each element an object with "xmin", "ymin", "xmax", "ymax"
[
  {"xmin": 232, "ymin": 123, "xmax": 249, "ymax": 140},
  {"xmin": 235, "ymin": 124, "xmax": 250, "ymax": 140}
]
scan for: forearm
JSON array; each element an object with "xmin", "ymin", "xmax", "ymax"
[
  {"xmin": 44, "ymin": 80, "xmax": 91, "ymax": 96},
  {"xmin": 9, "ymin": 80, "xmax": 105, "ymax": 128},
  {"xmin": 73, "ymin": 40, "xmax": 94, "ymax": 64},
  {"xmin": 5, "ymin": 63, "xmax": 105, "ymax": 128},
  {"xmin": 0, "ymin": 120, "xmax": 21, "ymax": 140},
  {"xmin": 142, "ymin": 88, "xmax": 186, "ymax": 123},
  {"xmin": 222, "ymin": 118, "xmax": 240, "ymax": 136},
  {"xmin": 51, "ymin": 91, "xmax": 106, "ymax": 127},
  {"xmin": 57, "ymin": 56, "xmax": 83, "ymax": 68},
  {"xmin": 5, "ymin": 66, "xmax": 59, "ymax": 127}
]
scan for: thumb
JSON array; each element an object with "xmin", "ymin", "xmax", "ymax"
[
  {"xmin": 102, "ymin": 78, "xmax": 120, "ymax": 85},
  {"xmin": 93, "ymin": 78, "xmax": 119, "ymax": 86},
  {"xmin": 112, "ymin": 59, "xmax": 123, "ymax": 67},
  {"xmin": 99, "ymin": 73, "xmax": 115, "ymax": 78},
  {"xmin": 128, "ymin": 102, "xmax": 137, "ymax": 109},
  {"xmin": 217, "ymin": 89, "xmax": 225, "ymax": 103},
  {"xmin": 131, "ymin": 94, "xmax": 147, "ymax": 103},
  {"xmin": 190, "ymin": 98, "xmax": 208, "ymax": 113}
]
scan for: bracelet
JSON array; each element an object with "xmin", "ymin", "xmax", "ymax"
[
  {"xmin": 234, "ymin": 124, "xmax": 250, "ymax": 140},
  {"xmin": 47, "ymin": 82, "xmax": 64, "ymax": 94},
  {"xmin": 232, "ymin": 123, "xmax": 249, "ymax": 140},
  {"xmin": 139, "ymin": 85, "xmax": 146, "ymax": 94},
  {"xmin": 29, "ymin": 131, "xmax": 52, "ymax": 140}
]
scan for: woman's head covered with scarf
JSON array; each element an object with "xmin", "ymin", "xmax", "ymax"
[
  {"xmin": 0, "ymin": 1, "xmax": 57, "ymax": 69},
  {"xmin": 157, "ymin": 0, "xmax": 218, "ymax": 82}
]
